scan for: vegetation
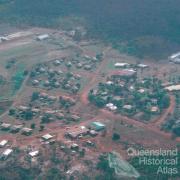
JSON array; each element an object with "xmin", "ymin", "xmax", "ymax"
[
  {"xmin": 162, "ymin": 92, "xmax": 180, "ymax": 136},
  {"xmin": 89, "ymin": 76, "xmax": 170, "ymax": 120},
  {"xmin": 0, "ymin": 0, "xmax": 180, "ymax": 58}
]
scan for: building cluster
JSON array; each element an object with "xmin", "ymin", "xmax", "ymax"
[
  {"xmin": 89, "ymin": 70, "xmax": 169, "ymax": 119},
  {"xmin": 30, "ymin": 61, "xmax": 82, "ymax": 94}
]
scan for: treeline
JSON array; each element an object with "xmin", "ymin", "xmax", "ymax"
[{"xmin": 1, "ymin": 0, "xmax": 180, "ymax": 58}]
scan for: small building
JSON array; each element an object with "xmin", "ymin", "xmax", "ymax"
[
  {"xmin": 1, "ymin": 149, "xmax": 13, "ymax": 160},
  {"xmin": 71, "ymin": 115, "xmax": 81, "ymax": 121},
  {"xmin": 48, "ymin": 96, "xmax": 57, "ymax": 101},
  {"xmin": 90, "ymin": 122, "xmax": 106, "ymax": 131},
  {"xmin": 137, "ymin": 64, "xmax": 149, "ymax": 68},
  {"xmin": 18, "ymin": 105, "xmax": 29, "ymax": 111},
  {"xmin": 138, "ymin": 88, "xmax": 145, "ymax": 94},
  {"xmin": 106, "ymin": 103, "xmax": 117, "ymax": 111},
  {"xmin": 71, "ymin": 143, "xmax": 79, "ymax": 151},
  {"xmin": 151, "ymin": 106, "xmax": 159, "ymax": 113},
  {"xmin": 53, "ymin": 60, "xmax": 61, "ymax": 66},
  {"xmin": 11, "ymin": 125, "xmax": 23, "ymax": 133},
  {"xmin": 56, "ymin": 112, "xmax": 65, "ymax": 119},
  {"xmin": 165, "ymin": 85, "xmax": 180, "ymax": 92},
  {"xmin": 114, "ymin": 63, "xmax": 129, "ymax": 68},
  {"xmin": 21, "ymin": 128, "xmax": 33, "ymax": 136},
  {"xmin": 67, "ymin": 127, "xmax": 89, "ymax": 139},
  {"xmin": 123, "ymin": 105, "xmax": 133, "ymax": 110},
  {"xmin": 1, "ymin": 123, "xmax": 11, "ymax": 130},
  {"xmin": 32, "ymin": 80, "xmax": 40, "ymax": 86},
  {"xmin": 89, "ymin": 130, "xmax": 98, "ymax": 137},
  {"xmin": 106, "ymin": 81, "xmax": 114, "ymax": 85},
  {"xmin": 112, "ymin": 69, "xmax": 137, "ymax": 78},
  {"xmin": 169, "ymin": 52, "xmax": 180, "ymax": 60},
  {"xmin": 29, "ymin": 150, "xmax": 39, "ymax": 158},
  {"xmin": 37, "ymin": 34, "xmax": 49, "ymax": 41},
  {"xmin": 0, "ymin": 140, "xmax": 8, "ymax": 148},
  {"xmin": 41, "ymin": 134, "xmax": 53, "ymax": 141},
  {"xmin": 32, "ymin": 108, "xmax": 41, "ymax": 114},
  {"xmin": 84, "ymin": 65, "xmax": 92, "ymax": 70}
]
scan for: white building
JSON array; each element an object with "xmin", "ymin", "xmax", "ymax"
[
  {"xmin": 29, "ymin": 150, "xmax": 39, "ymax": 157},
  {"xmin": 42, "ymin": 134, "xmax": 53, "ymax": 141},
  {"xmin": 114, "ymin": 63, "xmax": 129, "ymax": 68},
  {"xmin": 2, "ymin": 149, "xmax": 13, "ymax": 159},
  {"xmin": 165, "ymin": 85, "xmax": 180, "ymax": 91},
  {"xmin": 37, "ymin": 34, "xmax": 49, "ymax": 41},
  {"xmin": 0, "ymin": 140, "xmax": 8, "ymax": 148}
]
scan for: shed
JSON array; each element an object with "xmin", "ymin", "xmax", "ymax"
[
  {"xmin": 21, "ymin": 128, "xmax": 33, "ymax": 135},
  {"xmin": 0, "ymin": 140, "xmax": 8, "ymax": 148},
  {"xmin": 1, "ymin": 123, "xmax": 11, "ymax": 130},
  {"xmin": 37, "ymin": 34, "xmax": 49, "ymax": 41},
  {"xmin": 90, "ymin": 122, "xmax": 106, "ymax": 131},
  {"xmin": 2, "ymin": 149, "xmax": 13, "ymax": 159},
  {"xmin": 29, "ymin": 150, "xmax": 39, "ymax": 157},
  {"xmin": 42, "ymin": 134, "xmax": 53, "ymax": 141}
]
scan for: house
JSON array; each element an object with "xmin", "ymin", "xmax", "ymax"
[
  {"xmin": 56, "ymin": 112, "xmax": 65, "ymax": 119},
  {"xmin": 169, "ymin": 52, "xmax": 180, "ymax": 60},
  {"xmin": 89, "ymin": 130, "xmax": 98, "ymax": 137},
  {"xmin": 11, "ymin": 124, "xmax": 23, "ymax": 133},
  {"xmin": 165, "ymin": 85, "xmax": 180, "ymax": 92},
  {"xmin": 39, "ymin": 92, "xmax": 48, "ymax": 98},
  {"xmin": 66, "ymin": 127, "xmax": 89, "ymax": 139},
  {"xmin": 76, "ymin": 63, "xmax": 83, "ymax": 68},
  {"xmin": 114, "ymin": 63, "xmax": 129, "ymax": 68},
  {"xmin": 106, "ymin": 103, "xmax": 117, "ymax": 111},
  {"xmin": 41, "ymin": 134, "xmax": 53, "ymax": 141},
  {"xmin": 29, "ymin": 150, "xmax": 39, "ymax": 157},
  {"xmin": 32, "ymin": 108, "xmax": 41, "ymax": 114},
  {"xmin": 84, "ymin": 65, "xmax": 92, "ymax": 70},
  {"xmin": 112, "ymin": 69, "xmax": 137, "ymax": 78},
  {"xmin": 71, "ymin": 115, "xmax": 81, "ymax": 121},
  {"xmin": 106, "ymin": 81, "xmax": 114, "ymax": 85},
  {"xmin": 53, "ymin": 60, "xmax": 61, "ymax": 66},
  {"xmin": 0, "ymin": 140, "xmax": 8, "ymax": 148},
  {"xmin": 89, "ymin": 122, "xmax": 106, "ymax": 131},
  {"xmin": 1, "ymin": 123, "xmax": 11, "ymax": 130},
  {"xmin": 123, "ymin": 105, "xmax": 133, "ymax": 110},
  {"xmin": 137, "ymin": 64, "xmax": 149, "ymax": 68},
  {"xmin": 151, "ymin": 106, "xmax": 159, "ymax": 113},
  {"xmin": 48, "ymin": 96, "xmax": 57, "ymax": 101},
  {"xmin": 32, "ymin": 80, "xmax": 40, "ymax": 86},
  {"xmin": 71, "ymin": 143, "xmax": 79, "ymax": 151},
  {"xmin": 21, "ymin": 128, "xmax": 33, "ymax": 136},
  {"xmin": 37, "ymin": 34, "xmax": 49, "ymax": 41},
  {"xmin": 151, "ymin": 99, "xmax": 158, "ymax": 105},
  {"xmin": 1, "ymin": 149, "xmax": 13, "ymax": 160},
  {"xmin": 138, "ymin": 89, "xmax": 145, "ymax": 94},
  {"xmin": 18, "ymin": 105, "xmax": 29, "ymax": 111}
]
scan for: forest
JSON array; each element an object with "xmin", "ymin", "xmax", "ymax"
[{"xmin": 0, "ymin": 0, "xmax": 180, "ymax": 58}]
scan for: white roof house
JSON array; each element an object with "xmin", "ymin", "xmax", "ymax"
[
  {"xmin": 2, "ymin": 148, "xmax": 13, "ymax": 157},
  {"xmin": 29, "ymin": 150, "xmax": 39, "ymax": 157},
  {"xmin": 0, "ymin": 140, "xmax": 8, "ymax": 147},
  {"xmin": 114, "ymin": 63, "xmax": 129, "ymax": 68},
  {"xmin": 151, "ymin": 106, "xmax": 159, "ymax": 112},
  {"xmin": 165, "ymin": 85, "xmax": 180, "ymax": 91},
  {"xmin": 123, "ymin": 105, "xmax": 133, "ymax": 110},
  {"xmin": 42, "ymin": 134, "xmax": 53, "ymax": 141},
  {"xmin": 106, "ymin": 103, "xmax": 117, "ymax": 111},
  {"xmin": 169, "ymin": 52, "xmax": 180, "ymax": 60},
  {"xmin": 137, "ymin": 64, "xmax": 149, "ymax": 68},
  {"xmin": 37, "ymin": 34, "xmax": 49, "ymax": 41}
]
